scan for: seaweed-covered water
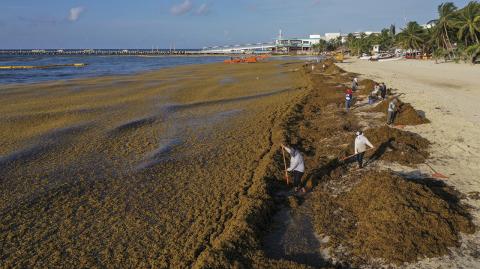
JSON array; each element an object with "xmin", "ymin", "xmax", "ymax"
[{"xmin": 0, "ymin": 55, "xmax": 228, "ymax": 84}]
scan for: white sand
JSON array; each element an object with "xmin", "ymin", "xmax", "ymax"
[{"xmin": 338, "ymin": 59, "xmax": 480, "ymax": 268}]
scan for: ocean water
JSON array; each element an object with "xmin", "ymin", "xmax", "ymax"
[{"xmin": 0, "ymin": 55, "xmax": 228, "ymax": 85}]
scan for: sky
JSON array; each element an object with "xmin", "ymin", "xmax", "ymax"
[{"xmin": 0, "ymin": 0, "xmax": 471, "ymax": 49}]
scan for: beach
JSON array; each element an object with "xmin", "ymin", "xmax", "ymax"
[
  {"xmin": 338, "ymin": 58, "xmax": 480, "ymax": 210},
  {"xmin": 254, "ymin": 59, "xmax": 478, "ymax": 269},
  {"xmin": 337, "ymin": 58, "xmax": 480, "ymax": 268},
  {"xmin": 1, "ymin": 57, "xmax": 479, "ymax": 269}
]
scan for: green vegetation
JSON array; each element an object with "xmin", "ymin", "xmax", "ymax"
[{"xmin": 313, "ymin": 1, "xmax": 480, "ymax": 64}]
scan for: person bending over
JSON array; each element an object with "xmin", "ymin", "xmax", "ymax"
[{"xmin": 281, "ymin": 144, "xmax": 305, "ymax": 192}]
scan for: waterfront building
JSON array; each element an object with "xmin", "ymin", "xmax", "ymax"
[
  {"xmin": 324, "ymin": 33, "xmax": 341, "ymax": 41},
  {"xmin": 274, "ymin": 34, "xmax": 322, "ymax": 53}
]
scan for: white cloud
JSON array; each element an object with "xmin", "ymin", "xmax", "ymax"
[
  {"xmin": 170, "ymin": 0, "xmax": 193, "ymax": 16},
  {"xmin": 195, "ymin": 3, "xmax": 210, "ymax": 15},
  {"xmin": 68, "ymin": 6, "xmax": 85, "ymax": 22}
]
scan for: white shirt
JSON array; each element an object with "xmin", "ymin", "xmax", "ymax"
[
  {"xmin": 388, "ymin": 101, "xmax": 396, "ymax": 112},
  {"xmin": 284, "ymin": 147, "xmax": 305, "ymax": 172},
  {"xmin": 355, "ymin": 135, "xmax": 374, "ymax": 154}
]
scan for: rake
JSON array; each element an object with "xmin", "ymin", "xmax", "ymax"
[
  {"xmin": 425, "ymin": 162, "xmax": 449, "ymax": 179},
  {"xmin": 340, "ymin": 148, "xmax": 375, "ymax": 162},
  {"xmin": 281, "ymin": 147, "xmax": 290, "ymax": 185}
]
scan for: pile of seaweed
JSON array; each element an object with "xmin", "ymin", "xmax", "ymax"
[
  {"xmin": 342, "ymin": 126, "xmax": 430, "ymax": 166},
  {"xmin": 311, "ymin": 171, "xmax": 475, "ymax": 266},
  {"xmin": 366, "ymin": 126, "xmax": 430, "ymax": 166},
  {"xmin": 323, "ymin": 61, "xmax": 345, "ymax": 75},
  {"xmin": 357, "ymin": 79, "xmax": 376, "ymax": 95},
  {"xmin": 371, "ymin": 98, "xmax": 430, "ymax": 125}
]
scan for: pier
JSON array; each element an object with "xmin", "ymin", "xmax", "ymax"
[{"xmin": 0, "ymin": 49, "xmax": 204, "ymax": 56}]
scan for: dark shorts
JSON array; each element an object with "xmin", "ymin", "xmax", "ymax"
[
  {"xmin": 356, "ymin": 152, "xmax": 365, "ymax": 168},
  {"xmin": 291, "ymin": 170, "xmax": 304, "ymax": 187}
]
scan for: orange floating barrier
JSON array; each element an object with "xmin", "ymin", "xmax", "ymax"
[{"xmin": 243, "ymin": 56, "xmax": 257, "ymax": 63}]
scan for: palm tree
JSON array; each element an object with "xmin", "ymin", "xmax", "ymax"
[
  {"xmin": 379, "ymin": 28, "xmax": 394, "ymax": 51},
  {"xmin": 312, "ymin": 39, "xmax": 328, "ymax": 54},
  {"xmin": 432, "ymin": 2, "xmax": 458, "ymax": 53},
  {"xmin": 396, "ymin": 21, "xmax": 427, "ymax": 51},
  {"xmin": 454, "ymin": 1, "xmax": 480, "ymax": 45},
  {"xmin": 465, "ymin": 43, "xmax": 480, "ymax": 63}
]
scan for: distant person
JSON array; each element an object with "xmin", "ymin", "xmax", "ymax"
[
  {"xmin": 345, "ymin": 88, "xmax": 353, "ymax": 111},
  {"xmin": 281, "ymin": 144, "xmax": 305, "ymax": 192},
  {"xmin": 354, "ymin": 131, "xmax": 375, "ymax": 168},
  {"xmin": 380, "ymin": 82, "xmax": 387, "ymax": 99},
  {"xmin": 369, "ymin": 83, "xmax": 380, "ymax": 104},
  {"xmin": 368, "ymin": 90, "xmax": 377, "ymax": 104},
  {"xmin": 322, "ymin": 63, "xmax": 326, "ymax": 70},
  {"xmin": 352, "ymin": 77, "xmax": 359, "ymax": 91},
  {"xmin": 387, "ymin": 99, "xmax": 398, "ymax": 125}
]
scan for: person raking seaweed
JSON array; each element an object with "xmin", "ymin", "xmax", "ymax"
[
  {"xmin": 354, "ymin": 131, "xmax": 375, "ymax": 169},
  {"xmin": 281, "ymin": 144, "xmax": 306, "ymax": 193},
  {"xmin": 380, "ymin": 82, "xmax": 387, "ymax": 100},
  {"xmin": 345, "ymin": 88, "xmax": 353, "ymax": 111},
  {"xmin": 387, "ymin": 98, "xmax": 398, "ymax": 125},
  {"xmin": 351, "ymin": 77, "xmax": 359, "ymax": 91},
  {"xmin": 369, "ymin": 83, "xmax": 380, "ymax": 104}
]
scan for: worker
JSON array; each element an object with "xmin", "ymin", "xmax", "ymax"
[
  {"xmin": 345, "ymin": 88, "xmax": 353, "ymax": 111},
  {"xmin": 281, "ymin": 144, "xmax": 305, "ymax": 192},
  {"xmin": 369, "ymin": 83, "xmax": 380, "ymax": 104},
  {"xmin": 354, "ymin": 131, "xmax": 374, "ymax": 168},
  {"xmin": 380, "ymin": 82, "xmax": 387, "ymax": 99},
  {"xmin": 387, "ymin": 99, "xmax": 398, "ymax": 125},
  {"xmin": 352, "ymin": 77, "xmax": 358, "ymax": 91}
]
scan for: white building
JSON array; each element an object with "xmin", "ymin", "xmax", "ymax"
[
  {"xmin": 274, "ymin": 34, "xmax": 322, "ymax": 52},
  {"xmin": 324, "ymin": 33, "xmax": 341, "ymax": 41},
  {"xmin": 349, "ymin": 31, "xmax": 381, "ymax": 38},
  {"xmin": 421, "ymin": 21, "xmax": 436, "ymax": 29}
]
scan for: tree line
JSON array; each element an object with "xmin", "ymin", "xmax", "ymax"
[{"xmin": 312, "ymin": 1, "xmax": 480, "ymax": 64}]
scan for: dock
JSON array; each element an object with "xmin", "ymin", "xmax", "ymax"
[{"xmin": 0, "ymin": 49, "xmax": 201, "ymax": 56}]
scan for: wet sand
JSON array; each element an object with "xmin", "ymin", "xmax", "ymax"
[{"xmin": 0, "ymin": 61, "xmax": 307, "ymax": 268}]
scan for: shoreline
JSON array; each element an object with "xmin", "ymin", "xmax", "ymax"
[
  {"xmin": 0, "ymin": 55, "xmax": 320, "ymax": 87},
  {"xmin": 2, "ymin": 57, "xmax": 478, "ymax": 268}
]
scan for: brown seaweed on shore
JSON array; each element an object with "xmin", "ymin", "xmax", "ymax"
[
  {"xmin": 364, "ymin": 126, "xmax": 430, "ymax": 166},
  {"xmin": 370, "ymin": 98, "xmax": 430, "ymax": 125},
  {"xmin": 357, "ymin": 78, "xmax": 376, "ymax": 95},
  {"xmin": 260, "ymin": 59, "xmax": 475, "ymax": 269},
  {"xmin": 311, "ymin": 171, "xmax": 475, "ymax": 266}
]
